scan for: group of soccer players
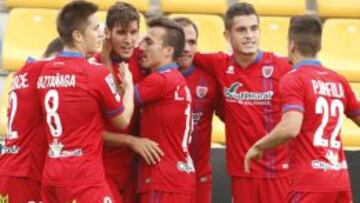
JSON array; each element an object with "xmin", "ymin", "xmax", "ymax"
[{"xmin": 0, "ymin": 0, "xmax": 359, "ymax": 203}]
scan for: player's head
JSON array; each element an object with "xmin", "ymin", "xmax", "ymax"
[
  {"xmin": 43, "ymin": 37, "xmax": 64, "ymax": 58},
  {"xmin": 173, "ymin": 17, "xmax": 198, "ymax": 70},
  {"xmin": 139, "ymin": 16, "xmax": 185, "ymax": 71},
  {"xmin": 224, "ymin": 2, "xmax": 260, "ymax": 56},
  {"xmin": 106, "ymin": 2, "xmax": 140, "ymax": 59},
  {"xmin": 288, "ymin": 15, "xmax": 322, "ymax": 63},
  {"xmin": 57, "ymin": 0, "xmax": 102, "ymax": 56}
]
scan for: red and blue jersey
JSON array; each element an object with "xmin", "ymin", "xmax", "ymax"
[
  {"xmin": 194, "ymin": 51, "xmax": 291, "ymax": 178},
  {"xmin": 182, "ymin": 65, "xmax": 220, "ymax": 182},
  {"xmin": 37, "ymin": 51, "xmax": 124, "ymax": 186},
  {"xmin": 135, "ymin": 63, "xmax": 196, "ymax": 193},
  {"xmin": 0, "ymin": 60, "xmax": 49, "ymax": 182},
  {"xmin": 280, "ymin": 60, "xmax": 360, "ymax": 192}
]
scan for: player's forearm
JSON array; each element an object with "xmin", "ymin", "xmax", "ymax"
[
  {"xmin": 254, "ymin": 124, "xmax": 294, "ymax": 150},
  {"xmin": 254, "ymin": 111, "xmax": 303, "ymax": 150},
  {"xmin": 121, "ymin": 82, "xmax": 135, "ymax": 125},
  {"xmin": 103, "ymin": 131, "xmax": 132, "ymax": 147}
]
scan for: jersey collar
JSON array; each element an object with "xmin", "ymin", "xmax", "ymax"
[
  {"xmin": 293, "ymin": 59, "xmax": 322, "ymax": 70},
  {"xmin": 59, "ymin": 51, "xmax": 84, "ymax": 58},
  {"xmin": 232, "ymin": 50, "xmax": 263, "ymax": 68},
  {"xmin": 155, "ymin": 62, "xmax": 178, "ymax": 73},
  {"xmin": 181, "ymin": 64, "xmax": 195, "ymax": 77}
]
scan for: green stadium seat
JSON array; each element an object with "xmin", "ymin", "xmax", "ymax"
[
  {"xmin": 169, "ymin": 14, "xmax": 227, "ymax": 52},
  {"xmin": 0, "ymin": 73, "xmax": 14, "ymax": 137},
  {"xmin": 161, "ymin": 0, "xmax": 227, "ymax": 15},
  {"xmin": 2, "ymin": 8, "xmax": 58, "ymax": 71},
  {"xmin": 342, "ymin": 83, "xmax": 360, "ymax": 147},
  {"xmin": 241, "ymin": 0, "xmax": 306, "ymax": 16},
  {"xmin": 317, "ymin": 0, "xmax": 360, "ymax": 18},
  {"xmin": 319, "ymin": 19, "xmax": 360, "ymax": 82},
  {"xmin": 259, "ymin": 16, "xmax": 290, "ymax": 56},
  {"xmin": 5, "ymin": 0, "xmax": 150, "ymax": 12}
]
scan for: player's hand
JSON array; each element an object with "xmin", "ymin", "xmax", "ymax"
[
  {"xmin": 129, "ymin": 137, "xmax": 164, "ymax": 165},
  {"xmin": 100, "ymin": 38, "xmax": 113, "ymax": 71},
  {"xmin": 244, "ymin": 145, "xmax": 263, "ymax": 173},
  {"xmin": 117, "ymin": 62, "xmax": 133, "ymax": 88}
]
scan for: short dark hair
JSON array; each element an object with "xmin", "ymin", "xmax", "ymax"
[
  {"xmin": 43, "ymin": 37, "xmax": 64, "ymax": 58},
  {"xmin": 57, "ymin": 0, "xmax": 98, "ymax": 46},
  {"xmin": 225, "ymin": 2, "xmax": 259, "ymax": 30},
  {"xmin": 147, "ymin": 16, "xmax": 185, "ymax": 60},
  {"xmin": 106, "ymin": 1, "xmax": 140, "ymax": 30},
  {"xmin": 173, "ymin": 17, "xmax": 198, "ymax": 39},
  {"xmin": 289, "ymin": 15, "xmax": 322, "ymax": 57}
]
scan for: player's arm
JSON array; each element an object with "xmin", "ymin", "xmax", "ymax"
[
  {"xmin": 244, "ymin": 111, "xmax": 303, "ymax": 172},
  {"xmin": 193, "ymin": 52, "xmax": 223, "ymax": 76},
  {"xmin": 110, "ymin": 63, "xmax": 134, "ymax": 128},
  {"xmin": 103, "ymin": 131, "xmax": 164, "ymax": 165},
  {"xmin": 245, "ymin": 72, "xmax": 304, "ymax": 172}
]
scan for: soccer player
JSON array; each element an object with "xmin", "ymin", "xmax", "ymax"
[
  {"xmin": 135, "ymin": 16, "xmax": 196, "ymax": 203},
  {"xmin": 0, "ymin": 37, "xmax": 65, "ymax": 202},
  {"xmin": 245, "ymin": 15, "xmax": 359, "ymax": 203},
  {"xmin": 174, "ymin": 17, "xmax": 220, "ymax": 203},
  {"xmin": 37, "ymin": 1, "xmax": 134, "ymax": 202},
  {"xmin": 0, "ymin": 60, "xmax": 49, "ymax": 203},
  {"xmin": 94, "ymin": 3, "xmax": 163, "ymax": 203},
  {"xmin": 193, "ymin": 3, "xmax": 292, "ymax": 203}
]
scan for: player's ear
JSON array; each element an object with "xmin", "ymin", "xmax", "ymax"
[
  {"xmin": 105, "ymin": 27, "xmax": 111, "ymax": 40},
  {"xmin": 164, "ymin": 46, "xmax": 174, "ymax": 59},
  {"xmin": 288, "ymin": 40, "xmax": 296, "ymax": 54},
  {"xmin": 72, "ymin": 29, "xmax": 84, "ymax": 44}
]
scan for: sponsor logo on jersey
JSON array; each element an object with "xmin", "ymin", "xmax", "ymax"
[
  {"xmin": 226, "ymin": 65, "xmax": 235, "ymax": 74},
  {"xmin": 196, "ymin": 86, "xmax": 208, "ymax": 99},
  {"xmin": 224, "ymin": 82, "xmax": 274, "ymax": 105},
  {"xmin": 177, "ymin": 155, "xmax": 195, "ymax": 174},
  {"xmin": 192, "ymin": 112, "xmax": 203, "ymax": 125},
  {"xmin": 0, "ymin": 194, "xmax": 8, "ymax": 203},
  {"xmin": 262, "ymin": 65, "xmax": 274, "ymax": 78},
  {"xmin": 0, "ymin": 145, "xmax": 20, "ymax": 155}
]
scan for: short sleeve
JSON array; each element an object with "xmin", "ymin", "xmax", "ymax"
[
  {"xmin": 279, "ymin": 72, "xmax": 305, "ymax": 114},
  {"xmin": 194, "ymin": 52, "xmax": 224, "ymax": 76},
  {"xmin": 135, "ymin": 73, "xmax": 167, "ymax": 106},
  {"xmin": 95, "ymin": 67, "xmax": 124, "ymax": 118},
  {"xmin": 341, "ymin": 77, "xmax": 360, "ymax": 118}
]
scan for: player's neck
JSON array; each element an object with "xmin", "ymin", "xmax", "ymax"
[
  {"xmin": 63, "ymin": 46, "xmax": 85, "ymax": 57},
  {"xmin": 151, "ymin": 60, "xmax": 174, "ymax": 72},
  {"xmin": 293, "ymin": 55, "xmax": 318, "ymax": 65},
  {"xmin": 233, "ymin": 51, "xmax": 259, "ymax": 68}
]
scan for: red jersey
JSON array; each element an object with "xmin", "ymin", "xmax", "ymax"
[
  {"xmin": 182, "ymin": 65, "xmax": 220, "ymax": 180},
  {"xmin": 194, "ymin": 51, "xmax": 291, "ymax": 177},
  {"xmin": 37, "ymin": 51, "xmax": 124, "ymax": 186},
  {"xmin": 135, "ymin": 63, "xmax": 196, "ymax": 193},
  {"xmin": 93, "ymin": 51, "xmax": 145, "ymax": 186},
  {"xmin": 0, "ymin": 61, "xmax": 48, "ymax": 182},
  {"xmin": 280, "ymin": 60, "xmax": 360, "ymax": 192}
]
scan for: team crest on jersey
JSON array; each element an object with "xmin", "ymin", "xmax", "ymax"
[
  {"xmin": 226, "ymin": 65, "xmax": 235, "ymax": 74},
  {"xmin": 0, "ymin": 194, "xmax": 8, "ymax": 203},
  {"xmin": 196, "ymin": 86, "xmax": 208, "ymax": 98},
  {"xmin": 262, "ymin": 65, "xmax": 274, "ymax": 78}
]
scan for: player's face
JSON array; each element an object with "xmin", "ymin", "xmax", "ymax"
[
  {"xmin": 82, "ymin": 14, "xmax": 103, "ymax": 56},
  {"xmin": 139, "ymin": 27, "xmax": 172, "ymax": 70},
  {"xmin": 225, "ymin": 14, "xmax": 260, "ymax": 55},
  {"xmin": 108, "ymin": 20, "xmax": 139, "ymax": 59},
  {"xmin": 177, "ymin": 25, "xmax": 197, "ymax": 69}
]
